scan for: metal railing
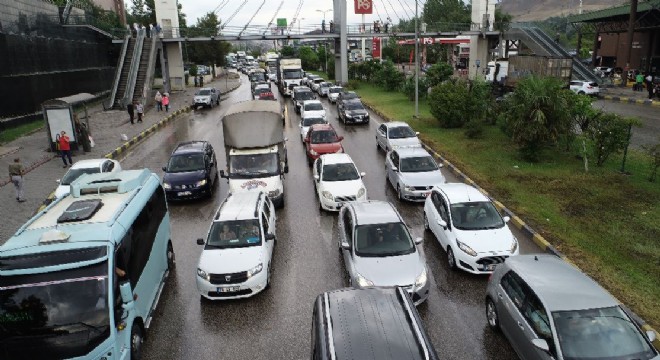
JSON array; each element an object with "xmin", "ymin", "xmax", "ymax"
[
  {"xmin": 107, "ymin": 34, "xmax": 131, "ymax": 109},
  {"xmin": 123, "ymin": 29, "xmax": 145, "ymax": 108}
]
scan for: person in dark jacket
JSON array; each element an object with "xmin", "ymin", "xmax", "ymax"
[{"xmin": 127, "ymin": 102, "xmax": 135, "ymax": 124}]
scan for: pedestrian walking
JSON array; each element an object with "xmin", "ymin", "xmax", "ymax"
[
  {"xmin": 8, "ymin": 158, "xmax": 26, "ymax": 202},
  {"xmin": 58, "ymin": 130, "xmax": 73, "ymax": 167},
  {"xmin": 136, "ymin": 101, "xmax": 144, "ymax": 123},
  {"xmin": 154, "ymin": 91, "xmax": 163, "ymax": 111},
  {"xmin": 322, "ymin": 19, "xmax": 326, "ymax": 33},
  {"xmin": 162, "ymin": 93, "xmax": 170, "ymax": 112},
  {"xmin": 329, "ymin": 20, "xmax": 334, "ymax": 33},
  {"xmin": 194, "ymin": 76, "xmax": 199, "ymax": 87},
  {"xmin": 199, "ymin": 75, "xmax": 204, "ymax": 87},
  {"xmin": 127, "ymin": 101, "xmax": 135, "ymax": 124},
  {"xmin": 635, "ymin": 72, "xmax": 644, "ymax": 92},
  {"xmin": 645, "ymin": 73, "xmax": 654, "ymax": 99}
]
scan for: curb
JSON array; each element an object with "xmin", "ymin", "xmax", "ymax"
[
  {"xmin": 361, "ymin": 100, "xmax": 659, "ymax": 342},
  {"xmin": 598, "ymin": 94, "xmax": 660, "ymax": 107}
]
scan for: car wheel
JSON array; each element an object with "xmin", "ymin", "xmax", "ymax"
[
  {"xmin": 447, "ymin": 246, "xmax": 457, "ymax": 270},
  {"xmin": 130, "ymin": 324, "xmax": 143, "ymax": 360},
  {"xmin": 486, "ymin": 297, "xmax": 500, "ymax": 330},
  {"xmin": 423, "ymin": 213, "xmax": 430, "ymax": 231},
  {"xmin": 166, "ymin": 241, "xmax": 175, "ymax": 270},
  {"xmin": 578, "ymin": 91, "xmax": 585, "ymax": 95}
]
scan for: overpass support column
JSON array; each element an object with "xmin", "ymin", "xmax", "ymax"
[
  {"xmin": 334, "ymin": 0, "xmax": 348, "ymax": 84},
  {"xmin": 468, "ymin": 0, "xmax": 494, "ymax": 79},
  {"xmin": 155, "ymin": 0, "xmax": 185, "ymax": 90}
]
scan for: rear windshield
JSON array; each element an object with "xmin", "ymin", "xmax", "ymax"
[{"xmin": 305, "ymin": 103, "xmax": 323, "ymax": 111}]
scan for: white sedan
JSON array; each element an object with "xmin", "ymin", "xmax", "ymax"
[
  {"xmin": 376, "ymin": 122, "xmax": 421, "ymax": 152},
  {"xmin": 301, "ymin": 100, "xmax": 326, "ymax": 120},
  {"xmin": 55, "ymin": 158, "xmax": 122, "ymax": 198},
  {"xmin": 423, "ymin": 183, "xmax": 519, "ymax": 274},
  {"xmin": 312, "ymin": 154, "xmax": 367, "ymax": 211}
]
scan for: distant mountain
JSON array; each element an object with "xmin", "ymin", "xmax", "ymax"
[{"xmin": 500, "ymin": 0, "xmax": 627, "ymax": 21}]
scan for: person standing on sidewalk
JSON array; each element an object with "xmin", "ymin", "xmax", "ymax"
[
  {"xmin": 155, "ymin": 91, "xmax": 163, "ymax": 111},
  {"xmin": 136, "ymin": 101, "xmax": 144, "ymax": 123},
  {"xmin": 59, "ymin": 131, "xmax": 72, "ymax": 167},
  {"xmin": 8, "ymin": 158, "xmax": 26, "ymax": 202},
  {"xmin": 162, "ymin": 93, "xmax": 170, "ymax": 112},
  {"xmin": 645, "ymin": 73, "xmax": 654, "ymax": 100},
  {"xmin": 127, "ymin": 101, "xmax": 135, "ymax": 124}
]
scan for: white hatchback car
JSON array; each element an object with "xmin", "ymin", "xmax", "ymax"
[
  {"xmin": 569, "ymin": 80, "xmax": 600, "ymax": 96},
  {"xmin": 423, "ymin": 183, "xmax": 519, "ymax": 274},
  {"xmin": 55, "ymin": 158, "xmax": 122, "ymax": 198},
  {"xmin": 196, "ymin": 191, "xmax": 276, "ymax": 300},
  {"xmin": 299, "ymin": 115, "xmax": 328, "ymax": 142},
  {"xmin": 327, "ymin": 86, "xmax": 343, "ymax": 103},
  {"xmin": 301, "ymin": 100, "xmax": 326, "ymax": 119},
  {"xmin": 313, "ymin": 154, "xmax": 367, "ymax": 211},
  {"xmin": 375, "ymin": 122, "xmax": 421, "ymax": 152}
]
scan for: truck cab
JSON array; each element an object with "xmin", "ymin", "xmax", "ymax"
[{"xmin": 224, "ymin": 146, "xmax": 286, "ymax": 208}]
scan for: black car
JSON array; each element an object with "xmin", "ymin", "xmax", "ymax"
[
  {"xmin": 311, "ymin": 287, "xmax": 439, "ymax": 360},
  {"xmin": 337, "ymin": 99, "xmax": 370, "ymax": 124},
  {"xmin": 293, "ymin": 88, "xmax": 316, "ymax": 114},
  {"xmin": 162, "ymin": 141, "xmax": 218, "ymax": 200}
]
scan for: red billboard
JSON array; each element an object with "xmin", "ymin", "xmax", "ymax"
[
  {"xmin": 372, "ymin": 37, "xmax": 381, "ymax": 58},
  {"xmin": 354, "ymin": 0, "xmax": 373, "ymax": 14}
]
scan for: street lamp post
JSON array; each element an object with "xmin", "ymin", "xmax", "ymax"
[
  {"xmin": 414, "ymin": 0, "xmax": 419, "ymax": 118},
  {"xmin": 317, "ymin": 9, "xmax": 333, "ymax": 75},
  {"xmin": 316, "ymin": 9, "xmax": 332, "ymax": 32}
]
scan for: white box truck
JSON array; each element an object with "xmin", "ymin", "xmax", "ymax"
[{"xmin": 277, "ymin": 58, "xmax": 303, "ymax": 96}]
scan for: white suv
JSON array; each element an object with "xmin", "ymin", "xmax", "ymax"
[
  {"xmin": 569, "ymin": 80, "xmax": 600, "ymax": 96},
  {"xmin": 196, "ymin": 191, "xmax": 276, "ymax": 300}
]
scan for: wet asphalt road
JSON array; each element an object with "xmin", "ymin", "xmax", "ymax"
[{"xmin": 119, "ymin": 72, "xmax": 540, "ymax": 360}]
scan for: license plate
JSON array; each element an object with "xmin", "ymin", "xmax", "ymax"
[
  {"xmin": 177, "ymin": 191, "xmax": 192, "ymax": 196},
  {"xmin": 217, "ymin": 286, "xmax": 240, "ymax": 293}
]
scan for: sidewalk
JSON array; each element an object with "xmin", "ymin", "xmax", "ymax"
[
  {"xmin": 599, "ymin": 84, "xmax": 659, "ymax": 106},
  {"xmin": 0, "ymin": 72, "xmax": 240, "ymax": 243}
]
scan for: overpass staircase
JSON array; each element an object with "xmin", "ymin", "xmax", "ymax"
[
  {"xmin": 508, "ymin": 24, "xmax": 600, "ymax": 84},
  {"xmin": 108, "ymin": 32, "xmax": 161, "ymax": 110}
]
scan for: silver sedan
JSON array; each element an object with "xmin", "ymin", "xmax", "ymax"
[{"xmin": 385, "ymin": 147, "xmax": 445, "ymax": 202}]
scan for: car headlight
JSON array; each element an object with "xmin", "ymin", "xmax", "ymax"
[
  {"xmin": 510, "ymin": 237, "xmax": 519, "ymax": 254},
  {"xmin": 414, "ymin": 268, "xmax": 427, "ymax": 288},
  {"xmin": 197, "ymin": 268, "xmax": 210, "ymax": 281},
  {"xmin": 268, "ymin": 189, "xmax": 281, "ymax": 197},
  {"xmin": 404, "ymin": 185, "xmax": 415, "ymax": 192},
  {"xmin": 344, "ymin": 112, "xmax": 352, "ymax": 118},
  {"xmin": 355, "ymin": 273, "xmax": 374, "ymax": 287},
  {"xmin": 364, "ymin": 113, "xmax": 370, "ymax": 118},
  {"xmin": 162, "ymin": 182, "xmax": 171, "ymax": 190},
  {"xmin": 357, "ymin": 187, "xmax": 366, "ymax": 198},
  {"xmin": 310, "ymin": 149, "xmax": 318, "ymax": 156},
  {"xmin": 322, "ymin": 190, "xmax": 334, "ymax": 201},
  {"xmin": 195, "ymin": 179, "xmax": 207, "ymax": 187},
  {"xmin": 247, "ymin": 263, "xmax": 263, "ymax": 278},
  {"xmin": 456, "ymin": 239, "xmax": 478, "ymax": 257}
]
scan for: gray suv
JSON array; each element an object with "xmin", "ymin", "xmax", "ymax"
[
  {"xmin": 486, "ymin": 255, "xmax": 659, "ymax": 360},
  {"xmin": 338, "ymin": 201, "xmax": 429, "ymax": 305}
]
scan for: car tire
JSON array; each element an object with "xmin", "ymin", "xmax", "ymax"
[
  {"xmin": 486, "ymin": 297, "xmax": 500, "ymax": 330},
  {"xmin": 447, "ymin": 246, "xmax": 457, "ymax": 270},
  {"xmin": 578, "ymin": 91, "xmax": 585, "ymax": 95},
  {"xmin": 166, "ymin": 241, "xmax": 175, "ymax": 270},
  {"xmin": 423, "ymin": 213, "xmax": 430, "ymax": 231},
  {"xmin": 130, "ymin": 324, "xmax": 144, "ymax": 360}
]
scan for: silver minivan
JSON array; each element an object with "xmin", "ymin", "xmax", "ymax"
[{"xmin": 485, "ymin": 255, "xmax": 658, "ymax": 360}]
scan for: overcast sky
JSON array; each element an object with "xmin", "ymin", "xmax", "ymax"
[{"xmin": 176, "ymin": 0, "xmax": 420, "ymax": 31}]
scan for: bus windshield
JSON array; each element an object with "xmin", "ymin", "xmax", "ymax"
[{"xmin": 0, "ymin": 261, "xmax": 111, "ymax": 360}]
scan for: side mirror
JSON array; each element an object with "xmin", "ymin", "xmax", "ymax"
[
  {"xmin": 391, "ymin": 166, "xmax": 398, "ymax": 172},
  {"xmin": 415, "ymin": 132, "xmax": 420, "ymax": 136},
  {"xmin": 265, "ymin": 233, "xmax": 275, "ymax": 241},
  {"xmin": 220, "ymin": 170, "xmax": 228, "ymax": 178},
  {"xmin": 438, "ymin": 163, "xmax": 443, "ymax": 168},
  {"xmin": 503, "ymin": 216, "xmax": 511, "ymax": 223},
  {"xmin": 360, "ymin": 172, "xmax": 366, "ymax": 178},
  {"xmin": 647, "ymin": 330, "xmax": 657, "ymax": 342},
  {"xmin": 303, "ymin": 138, "xmax": 309, "ymax": 143},
  {"xmin": 196, "ymin": 238, "xmax": 205, "ymax": 245},
  {"xmin": 531, "ymin": 339, "xmax": 550, "ymax": 353},
  {"xmin": 437, "ymin": 219, "xmax": 448, "ymax": 229},
  {"xmin": 314, "ymin": 174, "xmax": 320, "ymax": 181},
  {"xmin": 414, "ymin": 237, "xmax": 423, "ymax": 245},
  {"xmin": 162, "ymin": 166, "xmax": 167, "ymax": 171},
  {"xmin": 340, "ymin": 241, "xmax": 351, "ymax": 250},
  {"xmin": 337, "ymin": 136, "xmax": 344, "ymax": 142},
  {"xmin": 119, "ymin": 281, "xmax": 134, "ymax": 304},
  {"xmin": 56, "ymin": 179, "xmax": 61, "ymax": 184}
]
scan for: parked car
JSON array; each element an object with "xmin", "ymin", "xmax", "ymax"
[
  {"xmin": 196, "ymin": 191, "xmax": 276, "ymax": 300},
  {"xmin": 301, "ymin": 99, "xmax": 326, "ymax": 120},
  {"xmin": 317, "ymin": 82, "xmax": 332, "ymax": 97},
  {"xmin": 304, "ymin": 123, "xmax": 344, "ymax": 165},
  {"xmin": 55, "ymin": 158, "xmax": 122, "ymax": 198},
  {"xmin": 311, "ymin": 287, "xmax": 440, "ymax": 359},
  {"xmin": 162, "ymin": 141, "xmax": 218, "ymax": 200},
  {"xmin": 312, "ymin": 154, "xmax": 367, "ymax": 211},
  {"xmin": 375, "ymin": 122, "xmax": 421, "ymax": 152},
  {"xmin": 338, "ymin": 99, "xmax": 370, "ymax": 124},
  {"xmin": 338, "ymin": 200, "xmax": 429, "ymax": 305},
  {"xmin": 299, "ymin": 115, "xmax": 328, "ymax": 141},
  {"xmin": 423, "ymin": 183, "xmax": 519, "ymax": 273},
  {"xmin": 292, "ymin": 87, "xmax": 316, "ymax": 114},
  {"xmin": 193, "ymin": 87, "xmax": 220, "ymax": 109},
  {"xmin": 569, "ymin": 80, "xmax": 600, "ymax": 96},
  {"xmin": 327, "ymin": 86, "xmax": 343, "ymax": 103},
  {"xmin": 486, "ymin": 254, "xmax": 659, "ymax": 360},
  {"xmin": 385, "ymin": 147, "xmax": 445, "ymax": 202}
]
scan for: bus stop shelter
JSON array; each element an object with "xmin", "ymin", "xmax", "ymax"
[{"xmin": 42, "ymin": 93, "xmax": 94, "ymax": 153}]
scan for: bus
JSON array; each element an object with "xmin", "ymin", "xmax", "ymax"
[{"xmin": 0, "ymin": 169, "xmax": 174, "ymax": 360}]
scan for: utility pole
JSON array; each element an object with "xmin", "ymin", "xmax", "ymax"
[{"xmin": 414, "ymin": 0, "xmax": 419, "ymax": 118}]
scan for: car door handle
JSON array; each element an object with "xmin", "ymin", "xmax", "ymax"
[{"xmin": 517, "ymin": 321, "xmax": 524, "ymax": 329}]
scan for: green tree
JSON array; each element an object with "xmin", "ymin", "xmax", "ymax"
[
  {"xmin": 280, "ymin": 46, "xmax": 295, "ymax": 57},
  {"xmin": 587, "ymin": 114, "xmax": 638, "ymax": 167},
  {"xmin": 422, "ymin": 0, "xmax": 470, "ymax": 29},
  {"xmin": 185, "ymin": 13, "xmax": 231, "ymax": 66},
  {"xmin": 494, "ymin": 8, "xmax": 513, "ymax": 33},
  {"xmin": 425, "ymin": 62, "xmax": 454, "ymax": 88},
  {"xmin": 501, "ymin": 76, "xmax": 571, "ymax": 161},
  {"xmin": 429, "ymin": 80, "xmax": 470, "ymax": 128},
  {"xmin": 375, "ymin": 61, "xmax": 405, "ymax": 91},
  {"xmin": 298, "ymin": 46, "xmax": 319, "ymax": 71}
]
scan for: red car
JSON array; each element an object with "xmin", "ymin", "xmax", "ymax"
[
  {"xmin": 258, "ymin": 91, "xmax": 276, "ymax": 101},
  {"xmin": 304, "ymin": 124, "xmax": 344, "ymax": 166}
]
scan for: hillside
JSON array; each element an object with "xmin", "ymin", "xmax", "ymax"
[{"xmin": 500, "ymin": 0, "xmax": 627, "ymax": 21}]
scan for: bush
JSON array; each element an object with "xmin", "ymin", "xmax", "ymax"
[
  {"xmin": 587, "ymin": 113, "xmax": 636, "ymax": 167},
  {"xmin": 425, "ymin": 62, "xmax": 454, "ymax": 88},
  {"xmin": 464, "ymin": 118, "xmax": 484, "ymax": 138},
  {"xmin": 346, "ymin": 80, "xmax": 361, "ymax": 90},
  {"xmin": 401, "ymin": 76, "xmax": 429, "ymax": 101},
  {"xmin": 429, "ymin": 80, "xmax": 470, "ymax": 128},
  {"xmin": 375, "ymin": 60, "xmax": 405, "ymax": 91},
  {"xmin": 642, "ymin": 139, "xmax": 660, "ymax": 182}
]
